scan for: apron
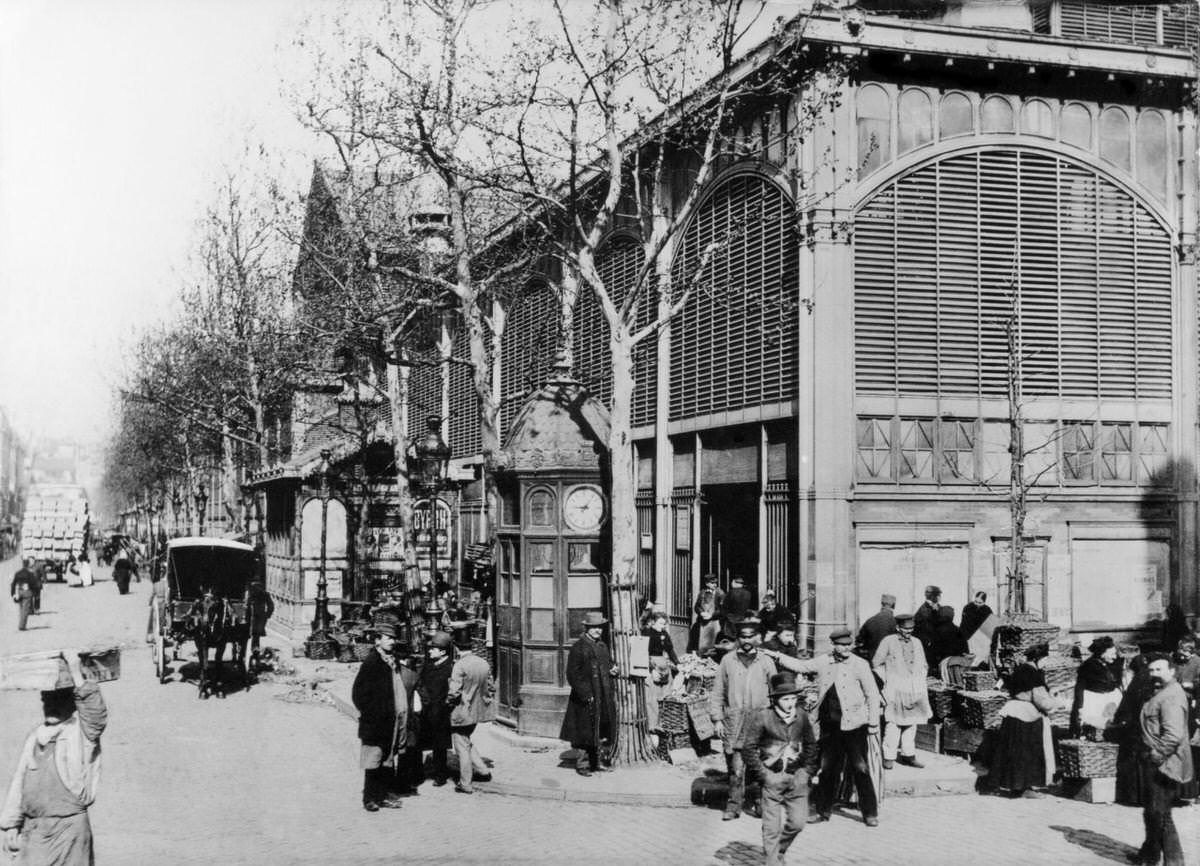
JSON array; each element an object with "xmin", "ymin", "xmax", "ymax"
[
  {"xmin": 17, "ymin": 738, "xmax": 93, "ymax": 866},
  {"xmin": 1078, "ymin": 689, "xmax": 1122, "ymax": 730}
]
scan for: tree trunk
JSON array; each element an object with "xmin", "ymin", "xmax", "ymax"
[
  {"xmin": 1005, "ymin": 310, "xmax": 1026, "ymax": 616},
  {"xmin": 606, "ymin": 330, "xmax": 654, "ymax": 765}
]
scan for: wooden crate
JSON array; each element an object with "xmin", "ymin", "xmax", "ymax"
[
  {"xmin": 941, "ymin": 719, "xmax": 986, "ymax": 756},
  {"xmin": 915, "ymin": 722, "xmax": 941, "ymax": 754}
]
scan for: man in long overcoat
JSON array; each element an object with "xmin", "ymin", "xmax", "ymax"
[
  {"xmin": 10, "ymin": 559, "xmax": 37, "ymax": 631},
  {"xmin": 351, "ymin": 622, "xmax": 419, "ymax": 811},
  {"xmin": 871, "ymin": 612, "xmax": 932, "ymax": 769},
  {"xmin": 418, "ymin": 631, "xmax": 454, "ymax": 786},
  {"xmin": 561, "ymin": 611, "xmax": 617, "ymax": 777}
]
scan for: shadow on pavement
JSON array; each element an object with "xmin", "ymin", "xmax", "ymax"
[
  {"xmin": 712, "ymin": 840, "xmax": 764, "ymax": 866},
  {"xmin": 1049, "ymin": 825, "xmax": 1139, "ymax": 864}
]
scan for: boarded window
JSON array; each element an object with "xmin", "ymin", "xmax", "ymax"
[
  {"xmin": 854, "ymin": 149, "xmax": 1173, "ymax": 401},
  {"xmin": 670, "ymin": 173, "xmax": 800, "ymax": 421},
  {"xmin": 981, "ymin": 96, "xmax": 1014, "ymax": 133},
  {"xmin": 1136, "ymin": 111, "xmax": 1168, "ymax": 200}
]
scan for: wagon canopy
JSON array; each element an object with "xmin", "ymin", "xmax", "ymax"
[{"xmin": 166, "ymin": 537, "xmax": 256, "ymax": 600}]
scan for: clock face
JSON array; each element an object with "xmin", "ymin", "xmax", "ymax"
[{"xmin": 563, "ymin": 486, "xmax": 605, "ymax": 533}]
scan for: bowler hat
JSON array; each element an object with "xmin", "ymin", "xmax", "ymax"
[
  {"xmin": 924, "ymin": 585, "xmax": 942, "ymax": 597},
  {"xmin": 895, "ymin": 612, "xmax": 915, "ymax": 627},
  {"xmin": 581, "ymin": 611, "xmax": 608, "ymax": 627},
  {"xmin": 769, "ymin": 671, "xmax": 801, "ymax": 698},
  {"xmin": 369, "ymin": 621, "xmax": 400, "ymax": 639},
  {"xmin": 829, "ymin": 628, "xmax": 853, "ymax": 645}
]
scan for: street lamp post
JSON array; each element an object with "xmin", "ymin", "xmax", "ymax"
[
  {"xmin": 411, "ymin": 416, "xmax": 452, "ymax": 598},
  {"xmin": 310, "ymin": 449, "xmax": 334, "ymax": 638},
  {"xmin": 171, "ymin": 487, "xmax": 183, "ymax": 538},
  {"xmin": 194, "ymin": 483, "xmax": 208, "ymax": 537}
]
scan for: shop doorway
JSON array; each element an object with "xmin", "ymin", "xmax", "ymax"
[{"xmin": 701, "ymin": 483, "xmax": 759, "ymax": 593}]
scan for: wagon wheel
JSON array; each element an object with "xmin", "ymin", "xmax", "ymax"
[{"xmin": 152, "ymin": 604, "xmax": 168, "ymax": 684}]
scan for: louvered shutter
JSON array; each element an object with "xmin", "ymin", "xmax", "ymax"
[
  {"xmin": 1163, "ymin": 3, "xmax": 1199, "ymax": 49},
  {"xmin": 448, "ymin": 325, "xmax": 482, "ymax": 457},
  {"xmin": 500, "ymin": 283, "xmax": 558, "ymax": 434},
  {"xmin": 854, "ymin": 149, "xmax": 1173, "ymax": 400},
  {"xmin": 1059, "ymin": 2, "xmax": 1161, "ymax": 44},
  {"xmin": 407, "ymin": 363, "xmax": 442, "ymax": 440},
  {"xmin": 670, "ymin": 173, "xmax": 800, "ymax": 420}
]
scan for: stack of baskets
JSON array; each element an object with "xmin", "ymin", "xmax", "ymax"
[
  {"xmin": 1056, "ymin": 739, "xmax": 1119, "ymax": 779},
  {"xmin": 957, "ymin": 690, "xmax": 1008, "ymax": 729},
  {"xmin": 961, "ymin": 669, "xmax": 997, "ymax": 692},
  {"xmin": 657, "ymin": 694, "xmax": 704, "ymax": 750},
  {"xmin": 1041, "ymin": 656, "xmax": 1081, "ymax": 693},
  {"xmin": 928, "ymin": 678, "xmax": 956, "ymax": 722},
  {"xmin": 993, "ymin": 617, "xmax": 1061, "ymax": 672}
]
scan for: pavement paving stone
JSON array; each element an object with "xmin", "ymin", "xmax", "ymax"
[{"xmin": 1, "ymin": 558, "xmax": 1197, "ymax": 866}]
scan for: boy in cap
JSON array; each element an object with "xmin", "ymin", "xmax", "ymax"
[
  {"xmin": 766, "ymin": 628, "xmax": 882, "ymax": 826},
  {"xmin": 744, "ymin": 672, "xmax": 819, "ymax": 866},
  {"xmin": 1, "ymin": 656, "xmax": 108, "ymax": 863},
  {"xmin": 871, "ymin": 613, "xmax": 931, "ymax": 769},
  {"xmin": 561, "ymin": 611, "xmax": 618, "ymax": 777},
  {"xmin": 711, "ymin": 620, "xmax": 776, "ymax": 820}
]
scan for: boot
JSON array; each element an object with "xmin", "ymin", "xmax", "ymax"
[{"xmin": 897, "ymin": 754, "xmax": 925, "ymax": 769}]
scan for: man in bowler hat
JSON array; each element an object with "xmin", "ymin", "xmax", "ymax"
[
  {"xmin": 744, "ymin": 671, "xmax": 819, "ymax": 866},
  {"xmin": 9, "ymin": 558, "xmax": 37, "ymax": 631},
  {"xmin": 561, "ymin": 611, "xmax": 618, "ymax": 776},
  {"xmin": 418, "ymin": 630, "xmax": 455, "ymax": 787}
]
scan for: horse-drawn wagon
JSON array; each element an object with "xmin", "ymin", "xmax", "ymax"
[{"xmin": 151, "ymin": 537, "xmax": 256, "ymax": 698}]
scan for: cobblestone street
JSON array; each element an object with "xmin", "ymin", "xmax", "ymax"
[{"xmin": 0, "ymin": 558, "xmax": 1195, "ymax": 866}]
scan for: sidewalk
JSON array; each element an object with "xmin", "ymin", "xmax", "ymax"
[{"xmin": 280, "ymin": 643, "xmax": 978, "ymax": 809}]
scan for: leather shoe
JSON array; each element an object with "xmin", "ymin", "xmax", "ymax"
[
  {"xmin": 363, "ymin": 802, "xmax": 380, "ymax": 812},
  {"xmin": 575, "ymin": 767, "xmax": 593, "ymax": 777},
  {"xmin": 453, "ymin": 784, "xmax": 474, "ymax": 795},
  {"xmin": 432, "ymin": 777, "xmax": 448, "ymax": 787},
  {"xmin": 898, "ymin": 756, "xmax": 925, "ymax": 769},
  {"xmin": 864, "ymin": 816, "xmax": 879, "ymax": 828},
  {"xmin": 882, "ymin": 759, "xmax": 895, "ymax": 770},
  {"xmin": 377, "ymin": 797, "xmax": 404, "ymax": 809},
  {"xmin": 722, "ymin": 809, "xmax": 741, "ymax": 821},
  {"xmin": 473, "ymin": 772, "xmax": 493, "ymax": 782},
  {"xmin": 806, "ymin": 814, "xmax": 829, "ymax": 824},
  {"xmin": 744, "ymin": 802, "xmax": 762, "ymax": 819}
]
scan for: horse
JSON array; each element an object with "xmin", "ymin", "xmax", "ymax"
[{"xmin": 188, "ymin": 590, "xmax": 247, "ymax": 699}]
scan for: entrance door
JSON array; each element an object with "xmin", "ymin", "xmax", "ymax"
[
  {"xmin": 701, "ymin": 483, "xmax": 759, "ymax": 589},
  {"xmin": 495, "ymin": 536, "xmax": 521, "ymax": 722}
]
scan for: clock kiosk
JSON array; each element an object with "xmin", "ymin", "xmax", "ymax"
[{"xmin": 493, "ymin": 366, "xmax": 610, "ymax": 736}]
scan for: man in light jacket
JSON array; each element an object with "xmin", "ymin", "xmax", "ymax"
[
  {"xmin": 710, "ymin": 621, "xmax": 777, "ymax": 821},
  {"xmin": 1133, "ymin": 654, "xmax": 1194, "ymax": 866},
  {"xmin": 447, "ymin": 630, "xmax": 494, "ymax": 794},
  {"xmin": 1, "ymin": 658, "xmax": 108, "ymax": 865},
  {"xmin": 767, "ymin": 628, "xmax": 883, "ymax": 826},
  {"xmin": 871, "ymin": 612, "xmax": 932, "ymax": 769}
]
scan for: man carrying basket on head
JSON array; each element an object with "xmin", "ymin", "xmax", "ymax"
[{"xmin": 1, "ymin": 656, "xmax": 109, "ymax": 865}]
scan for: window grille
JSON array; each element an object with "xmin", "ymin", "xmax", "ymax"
[
  {"xmin": 898, "ymin": 419, "xmax": 936, "ymax": 480},
  {"xmin": 407, "ymin": 363, "xmax": 442, "ymax": 440},
  {"xmin": 1162, "ymin": 3, "xmax": 1199, "ymax": 49},
  {"xmin": 855, "ymin": 149, "xmax": 1173, "ymax": 401},
  {"xmin": 448, "ymin": 325, "xmax": 482, "ymax": 457},
  {"xmin": 856, "ymin": 417, "xmax": 892, "ymax": 480},
  {"xmin": 500, "ymin": 283, "xmax": 558, "ymax": 433},
  {"xmin": 1138, "ymin": 424, "xmax": 1170, "ymax": 482},
  {"xmin": 670, "ymin": 173, "xmax": 800, "ymax": 421}
]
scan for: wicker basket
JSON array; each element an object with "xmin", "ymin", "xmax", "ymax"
[
  {"xmin": 686, "ymin": 672, "xmax": 717, "ymax": 696},
  {"xmin": 961, "ymin": 670, "xmax": 997, "ymax": 692},
  {"xmin": 1057, "ymin": 739, "xmax": 1118, "ymax": 778},
  {"xmin": 928, "ymin": 683, "xmax": 957, "ymax": 722},
  {"xmin": 1046, "ymin": 704, "xmax": 1072, "ymax": 729},
  {"xmin": 995, "ymin": 618, "xmax": 1061, "ymax": 655},
  {"xmin": 959, "ymin": 690, "xmax": 1009, "ymax": 729},
  {"xmin": 658, "ymin": 696, "xmax": 691, "ymax": 734},
  {"xmin": 941, "ymin": 719, "xmax": 987, "ymax": 755},
  {"xmin": 305, "ymin": 637, "xmax": 337, "ymax": 661},
  {"xmin": 664, "ymin": 730, "xmax": 694, "ymax": 751},
  {"xmin": 1041, "ymin": 657, "xmax": 1080, "ymax": 692},
  {"xmin": 352, "ymin": 642, "xmax": 375, "ymax": 662}
]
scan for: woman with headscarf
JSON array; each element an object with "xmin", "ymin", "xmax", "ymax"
[
  {"xmin": 1070, "ymin": 636, "xmax": 1123, "ymax": 737},
  {"xmin": 989, "ymin": 643, "xmax": 1060, "ymax": 798}
]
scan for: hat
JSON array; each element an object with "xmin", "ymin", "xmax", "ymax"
[
  {"xmin": 895, "ymin": 612, "xmax": 915, "ymax": 627},
  {"xmin": 452, "ymin": 628, "xmax": 474, "ymax": 650},
  {"xmin": 769, "ymin": 671, "xmax": 801, "ymax": 698},
  {"xmin": 582, "ymin": 611, "xmax": 608, "ymax": 627},
  {"xmin": 775, "ymin": 615, "xmax": 797, "ymax": 631},
  {"xmin": 703, "ymin": 573, "xmax": 718, "ymax": 584},
  {"xmin": 369, "ymin": 621, "xmax": 400, "ymax": 639},
  {"xmin": 429, "ymin": 631, "xmax": 454, "ymax": 651},
  {"xmin": 924, "ymin": 585, "xmax": 942, "ymax": 597},
  {"xmin": 1088, "ymin": 636, "xmax": 1115, "ymax": 655},
  {"xmin": 880, "ymin": 593, "xmax": 896, "ymax": 606},
  {"xmin": 830, "ymin": 628, "xmax": 853, "ymax": 645},
  {"xmin": 736, "ymin": 621, "xmax": 760, "ymax": 638}
]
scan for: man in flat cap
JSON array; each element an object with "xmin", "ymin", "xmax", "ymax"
[
  {"xmin": 744, "ymin": 671, "xmax": 820, "ymax": 866},
  {"xmin": 711, "ymin": 620, "xmax": 777, "ymax": 820},
  {"xmin": 1, "ymin": 656, "xmax": 108, "ymax": 864},
  {"xmin": 351, "ymin": 622, "xmax": 419, "ymax": 812},
  {"xmin": 561, "ymin": 611, "xmax": 618, "ymax": 777},
  {"xmin": 857, "ymin": 593, "xmax": 898, "ymax": 661},
  {"xmin": 871, "ymin": 612, "xmax": 931, "ymax": 769},
  {"xmin": 913, "ymin": 586, "xmax": 944, "ymax": 666},
  {"xmin": 767, "ymin": 628, "xmax": 882, "ymax": 826}
]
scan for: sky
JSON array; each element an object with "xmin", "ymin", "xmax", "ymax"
[{"xmin": 0, "ymin": 0, "xmax": 330, "ymax": 444}]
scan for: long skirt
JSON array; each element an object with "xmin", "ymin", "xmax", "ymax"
[
  {"xmin": 16, "ymin": 811, "xmax": 93, "ymax": 866},
  {"xmin": 1116, "ymin": 735, "xmax": 1150, "ymax": 807},
  {"xmin": 989, "ymin": 715, "xmax": 1046, "ymax": 792}
]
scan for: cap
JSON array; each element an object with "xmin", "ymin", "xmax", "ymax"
[
  {"xmin": 582, "ymin": 611, "xmax": 608, "ymax": 627},
  {"xmin": 775, "ymin": 615, "xmax": 797, "ymax": 631},
  {"xmin": 369, "ymin": 621, "xmax": 400, "ymax": 639},
  {"xmin": 924, "ymin": 585, "xmax": 942, "ymax": 597},
  {"xmin": 769, "ymin": 671, "xmax": 801, "ymax": 698},
  {"xmin": 830, "ymin": 628, "xmax": 853, "ymax": 645},
  {"xmin": 880, "ymin": 593, "xmax": 896, "ymax": 606},
  {"xmin": 737, "ymin": 621, "xmax": 760, "ymax": 638},
  {"xmin": 1088, "ymin": 635, "xmax": 1115, "ymax": 655},
  {"xmin": 895, "ymin": 612, "xmax": 915, "ymax": 627}
]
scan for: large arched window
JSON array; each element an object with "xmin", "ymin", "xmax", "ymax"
[
  {"xmin": 671, "ymin": 173, "xmax": 800, "ymax": 420},
  {"xmin": 855, "ymin": 149, "xmax": 1172, "ymax": 400}
]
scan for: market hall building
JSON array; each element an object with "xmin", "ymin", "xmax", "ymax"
[{"xmin": 460, "ymin": 0, "xmax": 1200, "ymax": 670}]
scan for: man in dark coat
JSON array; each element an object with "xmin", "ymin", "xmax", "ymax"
[
  {"xmin": 857, "ymin": 593, "xmax": 897, "ymax": 661},
  {"xmin": 561, "ymin": 611, "xmax": 618, "ymax": 777},
  {"xmin": 912, "ymin": 585, "xmax": 943, "ymax": 664},
  {"xmin": 763, "ymin": 616, "xmax": 801, "ymax": 659},
  {"xmin": 1133, "ymin": 655, "xmax": 1194, "ymax": 866},
  {"xmin": 929, "ymin": 606, "xmax": 969, "ymax": 674},
  {"xmin": 722, "ymin": 576, "xmax": 755, "ymax": 640},
  {"xmin": 418, "ymin": 631, "xmax": 454, "ymax": 787},
  {"xmin": 9, "ymin": 559, "xmax": 37, "ymax": 631},
  {"xmin": 351, "ymin": 622, "xmax": 419, "ymax": 812},
  {"xmin": 244, "ymin": 580, "xmax": 275, "ymax": 674},
  {"xmin": 959, "ymin": 591, "xmax": 992, "ymax": 641}
]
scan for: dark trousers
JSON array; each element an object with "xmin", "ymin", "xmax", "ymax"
[
  {"xmin": 761, "ymin": 769, "xmax": 809, "ymax": 866},
  {"xmin": 16, "ymin": 596, "xmax": 32, "ymax": 630},
  {"xmin": 362, "ymin": 767, "xmax": 389, "ymax": 805},
  {"xmin": 1140, "ymin": 769, "xmax": 1184, "ymax": 866},
  {"xmin": 428, "ymin": 746, "xmax": 449, "ymax": 782},
  {"xmin": 813, "ymin": 727, "xmax": 877, "ymax": 819}
]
